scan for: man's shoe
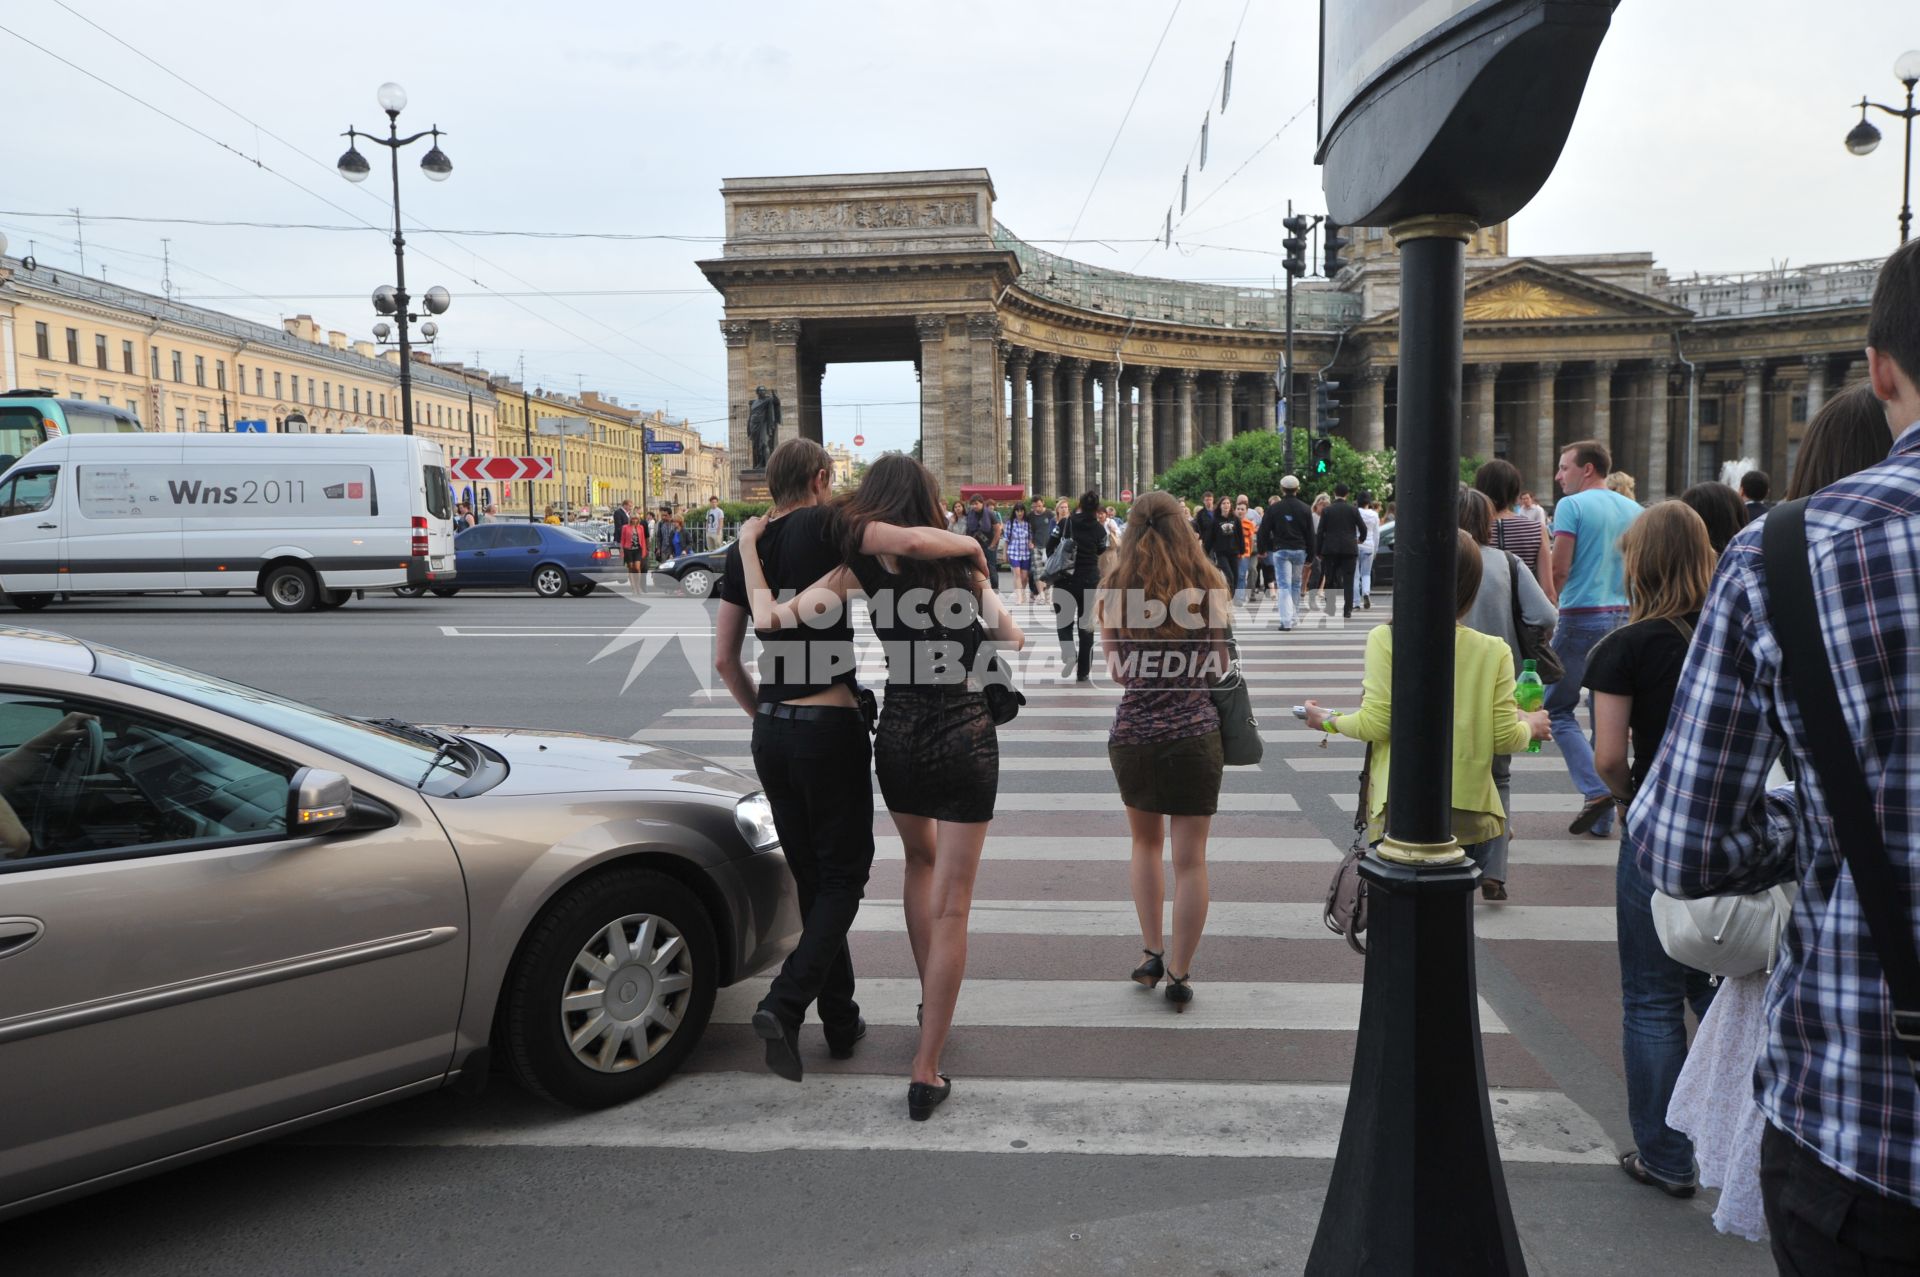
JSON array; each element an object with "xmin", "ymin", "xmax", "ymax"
[
  {"xmin": 1569, "ymin": 795, "xmax": 1616, "ymax": 836},
  {"xmin": 751, "ymin": 1007, "xmax": 803, "ymax": 1083},
  {"xmin": 1619, "ymin": 1150, "xmax": 1696, "ymax": 1198},
  {"xmin": 825, "ymin": 1016, "xmax": 867, "ymax": 1060}
]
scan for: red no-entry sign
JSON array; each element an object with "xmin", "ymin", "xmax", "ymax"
[
  {"xmin": 451, "ymin": 456, "xmax": 554, "ymax": 482},
  {"xmin": 1121, "ymin": 489, "xmax": 1134, "ymax": 501},
  {"xmin": 852, "ymin": 434, "xmax": 865, "ymax": 447}
]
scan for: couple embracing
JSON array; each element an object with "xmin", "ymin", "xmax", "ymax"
[{"xmin": 713, "ymin": 439, "xmax": 1024, "ymax": 1121}]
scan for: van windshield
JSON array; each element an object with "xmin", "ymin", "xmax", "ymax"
[
  {"xmin": 423, "ymin": 464, "xmax": 453, "ymax": 520},
  {"xmin": 60, "ymin": 403, "xmax": 139, "ymax": 434}
]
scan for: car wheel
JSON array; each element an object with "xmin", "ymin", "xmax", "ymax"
[
  {"xmin": 532, "ymin": 564, "xmax": 569, "ymax": 598},
  {"xmin": 315, "ymin": 589, "xmax": 350, "ymax": 610},
  {"xmin": 430, "ymin": 586, "xmax": 461, "ymax": 598},
  {"xmin": 7, "ymin": 593, "xmax": 52, "ymax": 611},
  {"xmin": 499, "ymin": 867, "xmax": 717, "ymax": 1108},
  {"xmin": 392, "ymin": 584, "xmax": 428, "ymax": 599},
  {"xmin": 262, "ymin": 565, "xmax": 317, "ymax": 613},
  {"xmin": 678, "ymin": 567, "xmax": 714, "ymax": 599},
  {"xmin": 567, "ymin": 581, "xmax": 597, "ymax": 597}
]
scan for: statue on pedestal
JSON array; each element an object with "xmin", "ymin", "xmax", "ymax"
[{"xmin": 747, "ymin": 386, "xmax": 782, "ymax": 469}]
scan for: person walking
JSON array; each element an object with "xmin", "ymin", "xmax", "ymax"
[
  {"xmin": 1097, "ymin": 491, "xmax": 1233, "ymax": 1012},
  {"xmin": 1230, "ymin": 496, "xmax": 1255, "ymax": 605},
  {"xmin": 715, "ymin": 439, "xmax": 986, "ymax": 1086},
  {"xmin": 1205, "ymin": 494, "xmax": 1241, "ymax": 602},
  {"xmin": 1476, "ymin": 459, "xmax": 1557, "ymax": 606},
  {"xmin": 1005, "ymin": 500, "xmax": 1034, "ymax": 603},
  {"xmin": 1306, "ymin": 492, "xmax": 1332, "ymax": 609},
  {"xmin": 1738, "ymin": 470, "xmax": 1771, "ymax": 523},
  {"xmin": 1192, "ymin": 489, "xmax": 1218, "ymax": 551},
  {"xmin": 1302, "ymin": 529, "xmax": 1550, "ymax": 845},
  {"xmin": 963, "ymin": 496, "xmax": 1002, "ymax": 595},
  {"xmin": 1027, "ymin": 500, "xmax": 1056, "ymax": 604},
  {"xmin": 1048, "ymin": 491, "xmax": 1111, "ymax": 683},
  {"xmin": 619, "ymin": 502, "xmax": 646, "ymax": 593},
  {"xmin": 1632, "ymin": 241, "xmax": 1920, "ymax": 1270},
  {"xmin": 1458, "ymin": 488, "xmax": 1557, "ymax": 901},
  {"xmin": 1260, "ymin": 476, "xmax": 1313, "ymax": 631},
  {"xmin": 705, "ymin": 496, "xmax": 726, "ymax": 552},
  {"xmin": 1314, "ymin": 483, "xmax": 1366, "ymax": 619},
  {"xmin": 1356, "ymin": 491, "xmax": 1382, "ymax": 610},
  {"xmin": 1547, "ymin": 440, "xmax": 1644, "ymax": 837},
  {"xmin": 612, "ymin": 497, "xmax": 631, "ymax": 546}
]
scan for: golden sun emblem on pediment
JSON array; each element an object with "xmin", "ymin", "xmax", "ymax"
[{"xmin": 1463, "ymin": 280, "xmax": 1605, "ymax": 321}]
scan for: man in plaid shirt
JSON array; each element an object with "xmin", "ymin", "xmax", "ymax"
[{"xmin": 1630, "ymin": 239, "xmax": 1920, "ymax": 1269}]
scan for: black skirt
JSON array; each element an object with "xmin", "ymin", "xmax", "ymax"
[{"xmin": 875, "ymin": 689, "xmax": 999, "ymax": 823}]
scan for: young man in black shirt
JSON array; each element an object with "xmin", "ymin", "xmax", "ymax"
[
  {"xmin": 1314, "ymin": 483, "xmax": 1367, "ymax": 619},
  {"xmin": 714, "ymin": 438, "xmax": 985, "ymax": 1082}
]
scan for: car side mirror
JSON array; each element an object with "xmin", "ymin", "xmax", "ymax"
[{"xmin": 288, "ymin": 767, "xmax": 352, "ymax": 836}]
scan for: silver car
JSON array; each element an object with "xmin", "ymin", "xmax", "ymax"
[{"xmin": 0, "ymin": 627, "xmax": 797, "ymax": 1220}]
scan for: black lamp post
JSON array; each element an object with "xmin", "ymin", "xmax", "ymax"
[
  {"xmin": 336, "ymin": 82, "xmax": 454, "ymax": 436},
  {"xmin": 1846, "ymin": 50, "xmax": 1920, "ymax": 245}
]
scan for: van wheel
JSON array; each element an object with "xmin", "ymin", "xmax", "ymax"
[
  {"xmin": 315, "ymin": 589, "xmax": 351, "ymax": 610},
  {"xmin": 532, "ymin": 565, "xmax": 569, "ymax": 599},
  {"xmin": 7, "ymin": 593, "xmax": 52, "ymax": 612},
  {"xmin": 567, "ymin": 581, "xmax": 597, "ymax": 597},
  {"xmin": 263, "ymin": 565, "xmax": 318, "ymax": 613},
  {"xmin": 392, "ymin": 584, "xmax": 428, "ymax": 599},
  {"xmin": 498, "ymin": 867, "xmax": 716, "ymax": 1108}
]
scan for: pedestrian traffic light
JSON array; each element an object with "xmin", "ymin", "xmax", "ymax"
[
  {"xmin": 1323, "ymin": 221, "xmax": 1349, "ymax": 277},
  {"xmin": 1282, "ymin": 214, "xmax": 1311, "ymax": 278},
  {"xmin": 1315, "ymin": 378, "xmax": 1341, "ymax": 432},
  {"xmin": 1312, "ymin": 436, "xmax": 1333, "ymax": 476}
]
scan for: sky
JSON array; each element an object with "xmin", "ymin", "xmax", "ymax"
[{"xmin": 3, "ymin": 1, "xmax": 1915, "ymax": 461}]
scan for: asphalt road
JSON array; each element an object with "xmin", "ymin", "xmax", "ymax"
[{"xmin": 2, "ymin": 585, "xmax": 1772, "ymax": 1276}]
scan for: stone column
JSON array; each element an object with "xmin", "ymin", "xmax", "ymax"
[
  {"xmin": 801, "ymin": 358, "xmax": 825, "ymax": 443},
  {"xmin": 1646, "ymin": 361, "xmax": 1672, "ymax": 499},
  {"xmin": 1031, "ymin": 351, "xmax": 1057, "ymax": 497},
  {"xmin": 967, "ymin": 314, "xmax": 1003, "ymax": 487},
  {"xmin": 1257, "ymin": 371, "xmax": 1277, "ymax": 436},
  {"xmin": 1804, "ymin": 354, "xmax": 1828, "ymax": 420},
  {"xmin": 1138, "ymin": 366, "xmax": 1160, "ymax": 490},
  {"xmin": 1220, "ymin": 371, "xmax": 1238, "ymax": 440},
  {"xmin": 720, "ymin": 319, "xmax": 752, "ymax": 497},
  {"xmin": 1741, "ymin": 358, "xmax": 1766, "ymax": 463},
  {"xmin": 1356, "ymin": 367, "xmax": 1388, "ymax": 452},
  {"xmin": 771, "ymin": 318, "xmax": 803, "ymax": 447},
  {"xmin": 1119, "ymin": 375, "xmax": 1136, "ymax": 497},
  {"xmin": 1082, "ymin": 366, "xmax": 1099, "ymax": 495},
  {"xmin": 1590, "ymin": 359, "xmax": 1617, "ymax": 457},
  {"xmin": 1468, "ymin": 363, "xmax": 1501, "ymax": 463},
  {"xmin": 1063, "ymin": 357, "xmax": 1088, "ymax": 497},
  {"xmin": 1175, "ymin": 367, "xmax": 1198, "ymax": 460},
  {"xmin": 916, "ymin": 314, "xmax": 948, "ymax": 483},
  {"xmin": 1531, "ymin": 361, "xmax": 1562, "ymax": 494},
  {"xmin": 1004, "ymin": 345, "xmax": 1031, "ymax": 489},
  {"xmin": 1100, "ymin": 363, "xmax": 1121, "ymax": 497}
]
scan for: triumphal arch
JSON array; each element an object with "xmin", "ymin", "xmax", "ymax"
[{"xmin": 701, "ymin": 168, "xmax": 1875, "ymax": 500}]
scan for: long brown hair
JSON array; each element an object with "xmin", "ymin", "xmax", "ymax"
[
  {"xmin": 1786, "ymin": 383, "xmax": 1892, "ymax": 499},
  {"xmin": 1098, "ymin": 490, "xmax": 1227, "ymax": 638},
  {"xmin": 1621, "ymin": 501, "xmax": 1715, "ymax": 624},
  {"xmin": 834, "ymin": 453, "xmax": 970, "ymax": 592}
]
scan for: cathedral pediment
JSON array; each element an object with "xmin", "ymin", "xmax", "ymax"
[{"xmin": 1459, "ymin": 260, "xmax": 1691, "ymax": 324}]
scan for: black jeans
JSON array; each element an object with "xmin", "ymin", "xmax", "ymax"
[
  {"xmin": 1054, "ymin": 580, "xmax": 1095, "ymax": 680},
  {"xmin": 1321, "ymin": 553, "xmax": 1357, "ymax": 616},
  {"xmin": 1762, "ymin": 1122, "xmax": 1920, "ymax": 1274},
  {"xmin": 749, "ymin": 708, "xmax": 876, "ymax": 1034}
]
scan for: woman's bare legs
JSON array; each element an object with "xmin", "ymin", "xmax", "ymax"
[
  {"xmin": 1126, "ymin": 806, "xmax": 1167, "ymax": 953},
  {"xmin": 892, "ymin": 812, "xmax": 938, "ymax": 983},
  {"xmin": 1167, "ymin": 814, "xmax": 1213, "ymax": 976},
  {"xmin": 911, "ymin": 819, "xmax": 990, "ymax": 1086}
]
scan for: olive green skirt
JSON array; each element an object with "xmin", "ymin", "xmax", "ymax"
[{"xmin": 1108, "ymin": 730, "xmax": 1225, "ymax": 816}]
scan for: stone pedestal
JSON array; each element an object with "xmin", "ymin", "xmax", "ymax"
[{"xmin": 736, "ymin": 468, "xmax": 772, "ymax": 503}]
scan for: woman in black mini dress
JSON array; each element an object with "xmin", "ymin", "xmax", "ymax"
[{"xmin": 737, "ymin": 454, "xmax": 1024, "ymax": 1120}]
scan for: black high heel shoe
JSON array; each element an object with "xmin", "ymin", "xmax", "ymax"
[
  {"xmin": 907, "ymin": 1074, "xmax": 952, "ymax": 1121},
  {"xmin": 1131, "ymin": 949, "xmax": 1166, "ymax": 988},
  {"xmin": 1165, "ymin": 973, "xmax": 1194, "ymax": 1012}
]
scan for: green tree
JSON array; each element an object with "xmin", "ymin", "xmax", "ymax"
[{"xmin": 1157, "ymin": 430, "xmax": 1396, "ymax": 506}]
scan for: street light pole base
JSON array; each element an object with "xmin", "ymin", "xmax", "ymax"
[
  {"xmin": 1376, "ymin": 834, "xmax": 1465, "ymax": 866},
  {"xmin": 1305, "ymin": 854, "xmax": 1526, "ymax": 1276}
]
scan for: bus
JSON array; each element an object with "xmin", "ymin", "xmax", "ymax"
[{"xmin": 0, "ymin": 390, "xmax": 142, "ymax": 470}]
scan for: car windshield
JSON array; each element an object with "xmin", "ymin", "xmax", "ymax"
[{"xmin": 94, "ymin": 649, "xmax": 478, "ymax": 795}]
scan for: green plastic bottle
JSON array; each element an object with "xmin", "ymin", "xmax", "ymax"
[{"xmin": 1515, "ymin": 658, "xmax": 1545, "ymax": 754}]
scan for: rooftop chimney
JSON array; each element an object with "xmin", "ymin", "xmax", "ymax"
[{"xmin": 326, "ymin": 330, "xmax": 348, "ymax": 350}]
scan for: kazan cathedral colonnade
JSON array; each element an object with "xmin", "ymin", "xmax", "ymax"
[{"xmin": 700, "ymin": 169, "xmax": 1879, "ymax": 501}]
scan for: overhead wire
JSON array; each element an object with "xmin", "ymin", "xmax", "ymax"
[{"xmin": 1060, "ymin": 0, "xmax": 1184, "ymax": 251}]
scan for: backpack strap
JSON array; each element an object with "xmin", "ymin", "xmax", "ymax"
[{"xmin": 1763, "ymin": 498, "xmax": 1920, "ymax": 1066}]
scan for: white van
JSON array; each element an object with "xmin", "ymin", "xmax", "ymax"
[{"xmin": 0, "ymin": 433, "xmax": 457, "ymax": 612}]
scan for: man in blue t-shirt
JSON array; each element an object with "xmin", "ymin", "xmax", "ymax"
[{"xmin": 1549, "ymin": 439, "xmax": 1643, "ymax": 836}]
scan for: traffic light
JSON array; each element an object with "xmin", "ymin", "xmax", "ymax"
[
  {"xmin": 1312, "ymin": 436, "xmax": 1333, "ymax": 476},
  {"xmin": 1282, "ymin": 214, "xmax": 1311, "ymax": 278},
  {"xmin": 1323, "ymin": 221, "xmax": 1349, "ymax": 277},
  {"xmin": 1315, "ymin": 378, "xmax": 1342, "ymax": 432}
]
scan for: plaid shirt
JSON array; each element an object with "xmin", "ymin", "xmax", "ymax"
[{"xmin": 1629, "ymin": 417, "xmax": 1920, "ymax": 1209}]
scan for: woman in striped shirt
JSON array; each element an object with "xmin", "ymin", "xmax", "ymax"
[{"xmin": 1475, "ymin": 459, "xmax": 1556, "ymax": 605}]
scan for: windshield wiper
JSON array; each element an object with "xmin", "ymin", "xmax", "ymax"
[
  {"xmin": 415, "ymin": 737, "xmax": 464, "ymax": 789},
  {"xmin": 361, "ymin": 717, "xmax": 471, "ymax": 788}
]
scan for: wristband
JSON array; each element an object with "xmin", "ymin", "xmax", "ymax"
[{"xmin": 1322, "ymin": 713, "xmax": 1341, "ymax": 734}]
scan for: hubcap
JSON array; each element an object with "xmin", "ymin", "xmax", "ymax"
[
  {"xmin": 683, "ymin": 570, "xmax": 711, "ymax": 596},
  {"xmin": 538, "ymin": 568, "xmax": 564, "ymax": 594},
  {"xmin": 272, "ymin": 576, "xmax": 306, "ymax": 605},
  {"xmin": 560, "ymin": 913, "xmax": 694, "ymax": 1073}
]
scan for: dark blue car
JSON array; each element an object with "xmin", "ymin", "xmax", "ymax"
[{"xmin": 396, "ymin": 523, "xmax": 619, "ymax": 599}]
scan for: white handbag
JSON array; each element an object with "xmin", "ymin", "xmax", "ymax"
[{"xmin": 1650, "ymin": 884, "xmax": 1795, "ymax": 980}]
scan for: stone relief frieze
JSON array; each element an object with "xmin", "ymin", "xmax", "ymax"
[{"xmin": 735, "ymin": 198, "xmax": 978, "ymax": 236}]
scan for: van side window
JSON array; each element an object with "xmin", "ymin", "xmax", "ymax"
[
  {"xmin": 0, "ymin": 469, "xmax": 58, "ymax": 519},
  {"xmin": 422, "ymin": 465, "xmax": 453, "ymax": 520}
]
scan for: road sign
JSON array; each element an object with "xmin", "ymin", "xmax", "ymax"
[
  {"xmin": 451, "ymin": 456, "xmax": 554, "ymax": 482},
  {"xmin": 853, "ymin": 434, "xmax": 865, "ymax": 447},
  {"xmin": 1121, "ymin": 489, "xmax": 1133, "ymax": 502},
  {"xmin": 645, "ymin": 440, "xmax": 685, "ymax": 455},
  {"xmin": 234, "ymin": 419, "xmax": 267, "ymax": 433},
  {"xmin": 534, "ymin": 416, "xmax": 592, "ymax": 437}
]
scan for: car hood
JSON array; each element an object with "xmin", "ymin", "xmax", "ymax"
[{"xmin": 437, "ymin": 726, "xmax": 758, "ymax": 800}]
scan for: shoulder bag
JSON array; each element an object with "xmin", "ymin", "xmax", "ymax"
[
  {"xmin": 1505, "ymin": 551, "xmax": 1565, "ymax": 683},
  {"xmin": 1760, "ymin": 499, "xmax": 1920, "ymax": 1070},
  {"xmin": 1209, "ymin": 629, "xmax": 1263, "ymax": 766},
  {"xmin": 1040, "ymin": 516, "xmax": 1079, "ymax": 584},
  {"xmin": 1323, "ymin": 745, "xmax": 1373, "ymax": 954}
]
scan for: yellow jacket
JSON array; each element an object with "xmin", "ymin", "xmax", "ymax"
[{"xmin": 1330, "ymin": 624, "xmax": 1534, "ymax": 845}]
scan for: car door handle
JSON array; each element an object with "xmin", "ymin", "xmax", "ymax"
[
  {"xmin": 37, "ymin": 522, "xmax": 57, "ymax": 530},
  {"xmin": 0, "ymin": 917, "xmax": 45, "ymax": 959}
]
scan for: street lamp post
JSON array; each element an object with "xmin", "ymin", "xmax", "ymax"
[
  {"xmin": 336, "ymin": 82, "xmax": 454, "ymax": 435},
  {"xmin": 1846, "ymin": 50, "xmax": 1920, "ymax": 245}
]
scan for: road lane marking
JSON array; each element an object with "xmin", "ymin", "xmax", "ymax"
[{"xmin": 850, "ymin": 900, "xmax": 1615, "ymax": 942}]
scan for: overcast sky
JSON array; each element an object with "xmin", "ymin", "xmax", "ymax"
[{"xmin": 4, "ymin": 1, "xmax": 1914, "ymax": 461}]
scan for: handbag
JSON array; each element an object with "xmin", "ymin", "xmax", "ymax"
[
  {"xmin": 1505, "ymin": 552, "xmax": 1565, "ymax": 684},
  {"xmin": 1323, "ymin": 745, "xmax": 1373, "ymax": 954},
  {"xmin": 980, "ymin": 649, "xmax": 1025, "ymax": 726},
  {"xmin": 1762, "ymin": 498, "xmax": 1920, "ymax": 1072},
  {"xmin": 1040, "ymin": 515, "xmax": 1080, "ymax": 584},
  {"xmin": 1209, "ymin": 629, "xmax": 1263, "ymax": 766}
]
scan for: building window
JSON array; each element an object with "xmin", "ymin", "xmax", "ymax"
[
  {"xmin": 34, "ymin": 322, "xmax": 49, "ymax": 359},
  {"xmin": 175, "ymin": 407, "xmax": 186, "ymax": 431},
  {"xmin": 172, "ymin": 351, "xmax": 183, "ymax": 382},
  {"xmin": 255, "ymin": 367, "xmax": 263, "ymax": 396},
  {"xmin": 122, "ymin": 339, "xmax": 134, "ymax": 374},
  {"xmin": 127, "ymin": 400, "xmax": 140, "ymax": 418},
  {"xmin": 150, "ymin": 347, "xmax": 160, "ymax": 379},
  {"xmin": 95, "ymin": 334, "xmax": 108, "ymax": 369},
  {"xmin": 196, "ymin": 410, "xmax": 209, "ymax": 431},
  {"xmin": 307, "ymin": 378, "xmax": 314, "ymax": 404},
  {"xmin": 216, "ymin": 360, "xmax": 227, "ymax": 392},
  {"xmin": 380, "ymin": 393, "xmax": 387, "ymax": 417},
  {"xmin": 100, "ymin": 394, "xmax": 112, "ymax": 404},
  {"xmin": 324, "ymin": 382, "xmax": 332, "ymax": 409},
  {"xmin": 273, "ymin": 371, "xmax": 283, "ymax": 400},
  {"xmin": 66, "ymin": 328, "xmax": 79, "ymax": 364},
  {"xmin": 352, "ymin": 387, "xmax": 361, "ymax": 413},
  {"xmin": 194, "ymin": 355, "xmax": 206, "ymax": 387}
]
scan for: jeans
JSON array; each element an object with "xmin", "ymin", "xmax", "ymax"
[
  {"xmin": 1055, "ymin": 580, "xmax": 1096, "ymax": 681},
  {"xmin": 1545, "ymin": 607, "xmax": 1629, "ymax": 829},
  {"xmin": 1233, "ymin": 557, "xmax": 1250, "ymax": 603},
  {"xmin": 750, "ymin": 709, "xmax": 876, "ymax": 1034},
  {"xmin": 1761, "ymin": 1122, "xmax": 1920, "ymax": 1274},
  {"xmin": 1356, "ymin": 547, "xmax": 1376, "ymax": 601},
  {"xmin": 1466, "ymin": 754, "xmax": 1512, "ymax": 883},
  {"xmin": 1616, "ymin": 849, "xmax": 1716, "ymax": 1184},
  {"xmin": 1270, "ymin": 549, "xmax": 1306, "ymax": 628}
]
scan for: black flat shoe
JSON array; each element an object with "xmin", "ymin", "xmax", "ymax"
[
  {"xmin": 1165, "ymin": 973, "xmax": 1194, "ymax": 1012},
  {"xmin": 1131, "ymin": 948, "xmax": 1165, "ymax": 988},
  {"xmin": 1619, "ymin": 1150, "xmax": 1696, "ymax": 1198},
  {"xmin": 825, "ymin": 1016, "xmax": 867, "ymax": 1060},
  {"xmin": 1569, "ymin": 795, "xmax": 1616, "ymax": 836},
  {"xmin": 751, "ymin": 1007, "xmax": 803, "ymax": 1083},
  {"xmin": 907, "ymin": 1074, "xmax": 952, "ymax": 1121}
]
